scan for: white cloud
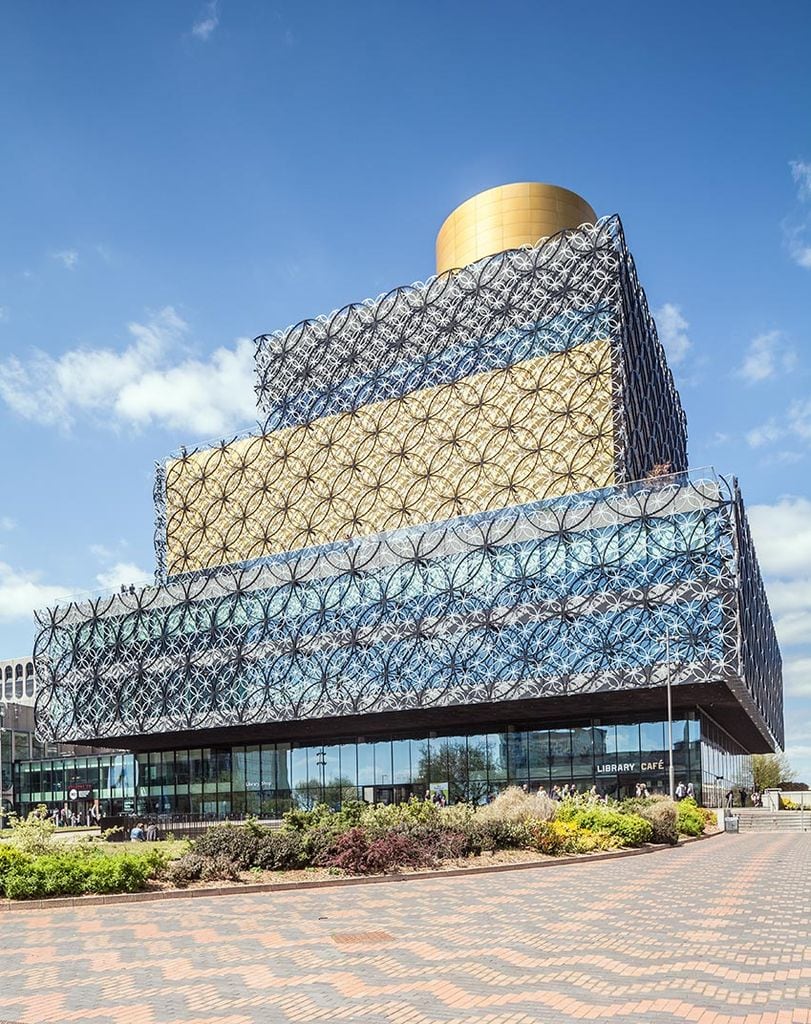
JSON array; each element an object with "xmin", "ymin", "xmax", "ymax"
[
  {"xmin": 737, "ymin": 330, "xmax": 795, "ymax": 383},
  {"xmin": 791, "ymin": 160, "xmax": 811, "ymax": 203},
  {"xmin": 0, "ymin": 306, "xmax": 8, "ymax": 322},
  {"xmin": 783, "ymin": 656, "xmax": 811, "ymax": 696},
  {"xmin": 774, "ymin": 450, "xmax": 804, "ymax": 465},
  {"xmin": 746, "ymin": 419, "xmax": 783, "ymax": 448},
  {"xmin": 52, "ymin": 249, "xmax": 79, "ymax": 270},
  {"xmin": 788, "ymin": 399, "xmax": 811, "ymax": 442},
  {"xmin": 0, "ymin": 517, "xmax": 15, "ymax": 532},
  {"xmin": 745, "ymin": 400, "xmax": 811, "ymax": 451},
  {"xmin": 192, "ymin": 1, "xmax": 219, "ymax": 40},
  {"xmin": 0, "ymin": 562, "xmax": 73, "ymax": 621},
  {"xmin": 654, "ymin": 303, "xmax": 691, "ymax": 366},
  {"xmin": 748, "ymin": 497, "xmax": 811, "ymax": 577},
  {"xmin": 95, "ymin": 561, "xmax": 152, "ymax": 592},
  {"xmin": 786, "ymin": 161, "xmax": 811, "ymax": 269},
  {"xmin": 773, "ymin": 611, "xmax": 811, "ymax": 649},
  {"xmin": 89, "ymin": 543, "xmax": 114, "ymax": 560},
  {"xmin": 0, "ymin": 306, "xmax": 256, "ymax": 436},
  {"xmin": 115, "ymin": 336, "xmax": 256, "ymax": 435}
]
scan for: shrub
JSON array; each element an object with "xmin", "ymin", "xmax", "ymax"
[
  {"xmin": 428, "ymin": 829, "xmax": 470, "ymax": 861},
  {"xmin": 363, "ymin": 832, "xmax": 434, "ymax": 874},
  {"xmin": 640, "ymin": 800, "xmax": 679, "ymax": 845},
  {"xmin": 475, "ymin": 787, "xmax": 555, "ymax": 825},
  {"xmin": 283, "ymin": 800, "xmax": 366, "ymax": 835},
  {"xmin": 5, "ymin": 808, "xmax": 56, "ymax": 855},
  {"xmin": 82, "ymin": 853, "xmax": 157, "ymax": 894},
  {"xmin": 558, "ymin": 804, "xmax": 653, "ymax": 846},
  {"xmin": 165, "ymin": 852, "xmax": 205, "ymax": 888},
  {"xmin": 1, "ymin": 848, "xmax": 161, "ymax": 900},
  {"xmin": 0, "ymin": 845, "xmax": 31, "ymax": 885},
  {"xmin": 319, "ymin": 826, "xmax": 371, "ymax": 875},
  {"xmin": 526, "ymin": 819, "xmax": 580, "ymax": 855},
  {"xmin": 192, "ymin": 823, "xmax": 263, "ymax": 868},
  {"xmin": 317, "ymin": 825, "xmax": 433, "ymax": 875},
  {"xmin": 675, "ymin": 798, "xmax": 707, "ymax": 837},
  {"xmin": 253, "ymin": 830, "xmax": 308, "ymax": 871},
  {"xmin": 200, "ymin": 854, "xmax": 241, "ymax": 882}
]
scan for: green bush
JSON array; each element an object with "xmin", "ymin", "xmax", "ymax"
[
  {"xmin": 193, "ymin": 822, "xmax": 264, "ymax": 868},
  {"xmin": 5, "ymin": 808, "xmax": 56, "ymax": 855},
  {"xmin": 0, "ymin": 845, "xmax": 32, "ymax": 884},
  {"xmin": 469, "ymin": 818, "xmax": 530, "ymax": 851},
  {"xmin": 675, "ymin": 798, "xmax": 707, "ymax": 837},
  {"xmin": 527, "ymin": 818, "xmax": 620, "ymax": 855},
  {"xmin": 620, "ymin": 797, "xmax": 679, "ymax": 845},
  {"xmin": 254, "ymin": 830, "xmax": 308, "ymax": 871},
  {"xmin": 558, "ymin": 804, "xmax": 653, "ymax": 846},
  {"xmin": 1, "ymin": 848, "xmax": 162, "ymax": 900},
  {"xmin": 283, "ymin": 800, "xmax": 365, "ymax": 834},
  {"xmin": 164, "ymin": 852, "xmax": 204, "ymax": 888}
]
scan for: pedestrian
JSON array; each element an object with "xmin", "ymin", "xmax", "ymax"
[
  {"xmin": 739, "ymin": 788, "xmax": 747, "ymax": 807},
  {"xmin": 145, "ymin": 822, "xmax": 158, "ymax": 842},
  {"xmin": 686, "ymin": 782, "xmax": 695, "ymax": 800},
  {"xmin": 675, "ymin": 781, "xmax": 687, "ymax": 801},
  {"xmin": 725, "ymin": 789, "xmax": 734, "ymax": 810},
  {"xmin": 130, "ymin": 822, "xmax": 146, "ymax": 841}
]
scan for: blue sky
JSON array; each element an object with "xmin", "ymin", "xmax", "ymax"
[{"xmin": 1, "ymin": 2, "xmax": 810, "ymax": 776}]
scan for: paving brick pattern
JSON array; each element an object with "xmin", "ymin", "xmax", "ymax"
[{"xmin": 1, "ymin": 834, "xmax": 809, "ymax": 1024}]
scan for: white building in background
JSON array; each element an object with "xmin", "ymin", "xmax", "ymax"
[{"xmin": 0, "ymin": 656, "xmax": 36, "ymax": 706}]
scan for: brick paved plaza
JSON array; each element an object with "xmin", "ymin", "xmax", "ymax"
[{"xmin": 1, "ymin": 833, "xmax": 809, "ymax": 1024}]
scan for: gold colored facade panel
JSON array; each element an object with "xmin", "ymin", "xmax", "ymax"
[
  {"xmin": 436, "ymin": 182, "xmax": 597, "ymax": 274},
  {"xmin": 164, "ymin": 338, "xmax": 616, "ymax": 574}
]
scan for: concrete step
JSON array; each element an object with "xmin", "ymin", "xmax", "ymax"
[{"xmin": 734, "ymin": 811, "xmax": 811, "ymax": 832}]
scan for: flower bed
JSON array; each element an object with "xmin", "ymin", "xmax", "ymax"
[
  {"xmin": 162, "ymin": 791, "xmax": 713, "ymax": 889},
  {"xmin": 0, "ymin": 793, "xmax": 714, "ymax": 900}
]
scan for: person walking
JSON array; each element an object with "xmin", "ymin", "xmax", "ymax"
[
  {"xmin": 675, "ymin": 781, "xmax": 687, "ymax": 801},
  {"xmin": 725, "ymin": 788, "xmax": 734, "ymax": 810}
]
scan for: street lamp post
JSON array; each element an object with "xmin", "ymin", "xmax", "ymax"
[
  {"xmin": 658, "ymin": 631, "xmax": 676, "ymax": 801},
  {"xmin": 315, "ymin": 748, "xmax": 327, "ymax": 804}
]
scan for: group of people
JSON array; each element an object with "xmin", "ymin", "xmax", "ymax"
[
  {"xmin": 530, "ymin": 783, "xmax": 603, "ymax": 801},
  {"xmin": 725, "ymin": 787, "xmax": 761, "ymax": 808},
  {"xmin": 674, "ymin": 782, "xmax": 696, "ymax": 801},
  {"xmin": 49, "ymin": 805, "xmax": 101, "ymax": 827},
  {"xmin": 129, "ymin": 822, "xmax": 160, "ymax": 841}
]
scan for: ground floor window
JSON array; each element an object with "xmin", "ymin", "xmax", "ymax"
[{"xmin": 12, "ymin": 708, "xmax": 753, "ymax": 819}]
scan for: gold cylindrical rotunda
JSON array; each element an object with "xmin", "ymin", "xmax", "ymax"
[{"xmin": 436, "ymin": 182, "xmax": 597, "ymax": 275}]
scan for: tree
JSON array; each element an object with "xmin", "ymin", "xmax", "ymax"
[
  {"xmin": 294, "ymin": 776, "xmax": 356, "ymax": 810},
  {"xmin": 415, "ymin": 740, "xmax": 489, "ymax": 804},
  {"xmin": 752, "ymin": 752, "xmax": 796, "ymax": 792}
]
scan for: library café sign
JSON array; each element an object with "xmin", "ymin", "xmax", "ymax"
[{"xmin": 596, "ymin": 759, "xmax": 667, "ymax": 775}]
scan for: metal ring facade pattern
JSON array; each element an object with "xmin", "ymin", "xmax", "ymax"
[
  {"xmin": 34, "ymin": 476, "xmax": 781, "ymax": 746},
  {"xmin": 158, "ymin": 218, "xmax": 686, "ymax": 579},
  {"xmin": 33, "ymin": 217, "xmax": 781, "ymax": 750}
]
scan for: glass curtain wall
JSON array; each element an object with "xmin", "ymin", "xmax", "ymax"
[
  {"xmin": 699, "ymin": 714, "xmax": 752, "ymax": 808},
  {"xmin": 11, "ymin": 713, "xmax": 740, "ymax": 818}
]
